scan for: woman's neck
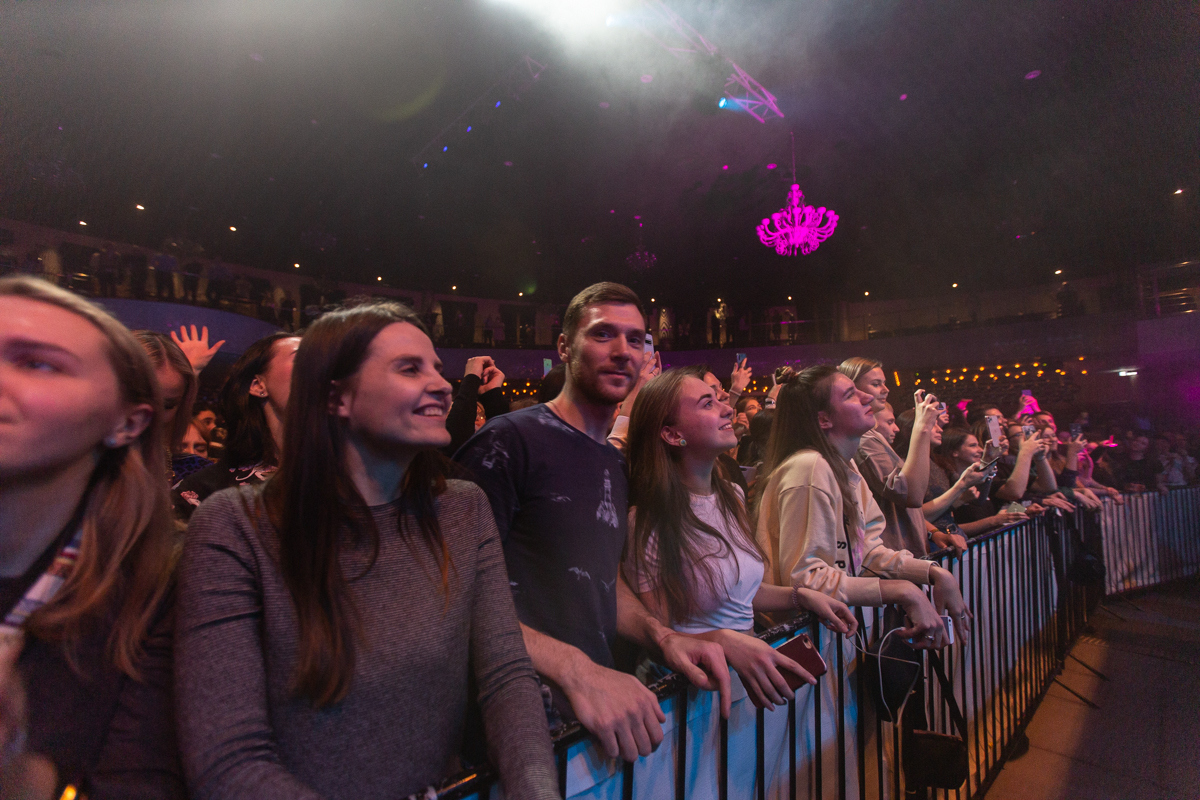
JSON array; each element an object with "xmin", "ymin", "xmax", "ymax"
[
  {"xmin": 0, "ymin": 453, "xmax": 97, "ymax": 578},
  {"xmin": 343, "ymin": 436, "xmax": 415, "ymax": 506},
  {"xmin": 678, "ymin": 450, "xmax": 717, "ymax": 496},
  {"xmin": 264, "ymin": 401, "xmax": 286, "ymax": 462},
  {"xmin": 826, "ymin": 429, "xmax": 862, "ymax": 462}
]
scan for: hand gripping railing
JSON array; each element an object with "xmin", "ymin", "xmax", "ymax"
[{"xmin": 430, "ymin": 490, "xmax": 1198, "ymax": 799}]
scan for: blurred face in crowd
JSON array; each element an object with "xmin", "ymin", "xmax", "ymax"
[
  {"xmin": 561, "ymin": 303, "xmax": 645, "ymax": 407},
  {"xmin": 854, "ymin": 367, "xmax": 889, "ymax": 413},
  {"xmin": 179, "ymin": 423, "xmax": 209, "ymax": 459},
  {"xmin": 332, "ymin": 322, "xmax": 452, "ymax": 454},
  {"xmin": 155, "ymin": 361, "xmax": 188, "ymax": 434},
  {"xmin": 741, "ymin": 398, "xmax": 762, "ymax": 420},
  {"xmin": 0, "ymin": 297, "xmax": 150, "ymax": 482},
  {"xmin": 874, "ymin": 406, "xmax": 899, "ymax": 445},
  {"xmin": 702, "ymin": 372, "xmax": 730, "ymax": 404},
  {"xmin": 950, "ymin": 434, "xmax": 984, "ymax": 469},
  {"xmin": 931, "ymin": 419, "xmax": 944, "ymax": 447},
  {"xmin": 250, "ymin": 336, "xmax": 301, "ymax": 412},
  {"xmin": 666, "ymin": 376, "xmax": 737, "ymax": 457},
  {"xmin": 1129, "ymin": 435, "xmax": 1150, "ymax": 456},
  {"xmin": 1034, "ymin": 412, "xmax": 1055, "ymax": 433},
  {"xmin": 982, "ymin": 407, "xmax": 1006, "ymax": 425},
  {"xmin": 818, "ymin": 373, "xmax": 876, "ymax": 439},
  {"xmin": 194, "ymin": 408, "xmax": 217, "ymax": 438},
  {"xmin": 475, "ymin": 402, "xmax": 486, "ymax": 431}
]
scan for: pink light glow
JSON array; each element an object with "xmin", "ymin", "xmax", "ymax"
[
  {"xmin": 767, "ymin": 163, "xmax": 777, "ymax": 169},
  {"xmin": 722, "ymin": 165, "xmax": 729, "ymax": 170},
  {"xmin": 1024, "ymin": 70, "xmax": 1041, "ymax": 80},
  {"xmin": 899, "ymin": 94, "xmax": 907, "ymax": 100},
  {"xmin": 757, "ymin": 184, "xmax": 839, "ymax": 256},
  {"xmin": 641, "ymin": 74, "xmax": 653, "ymax": 83},
  {"xmin": 599, "ymin": 102, "xmax": 610, "ymax": 108}
]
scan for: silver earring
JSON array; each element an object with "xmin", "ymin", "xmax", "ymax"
[{"xmin": 104, "ymin": 435, "xmax": 120, "ymax": 448}]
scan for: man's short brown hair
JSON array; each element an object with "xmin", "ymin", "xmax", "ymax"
[{"xmin": 561, "ymin": 282, "xmax": 645, "ymax": 344}]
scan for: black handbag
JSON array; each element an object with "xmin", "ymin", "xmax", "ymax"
[
  {"xmin": 859, "ymin": 606, "xmax": 922, "ymax": 723},
  {"xmin": 903, "ymin": 651, "xmax": 969, "ymax": 791}
]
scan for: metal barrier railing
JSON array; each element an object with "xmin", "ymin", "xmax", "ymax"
[{"xmin": 430, "ymin": 488, "xmax": 1199, "ymax": 800}]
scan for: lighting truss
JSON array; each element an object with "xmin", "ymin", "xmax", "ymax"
[
  {"xmin": 412, "ymin": 55, "xmax": 547, "ymax": 172},
  {"xmin": 638, "ymin": 1, "xmax": 783, "ymax": 123}
]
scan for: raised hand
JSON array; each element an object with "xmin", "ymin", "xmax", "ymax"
[
  {"xmin": 730, "ymin": 357, "xmax": 752, "ymax": 396},
  {"xmin": 463, "ymin": 356, "xmax": 494, "ymax": 378},
  {"xmin": 481, "ymin": 364, "xmax": 506, "ymax": 393},
  {"xmin": 170, "ymin": 325, "xmax": 226, "ymax": 373}
]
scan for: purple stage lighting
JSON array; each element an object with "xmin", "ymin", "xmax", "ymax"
[{"xmin": 1025, "ymin": 70, "xmax": 1041, "ymax": 79}]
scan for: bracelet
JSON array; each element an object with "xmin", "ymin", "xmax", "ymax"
[{"xmin": 790, "ymin": 584, "xmax": 803, "ymax": 611}]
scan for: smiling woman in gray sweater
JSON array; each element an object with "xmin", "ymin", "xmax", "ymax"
[{"xmin": 174, "ymin": 301, "xmax": 558, "ymax": 800}]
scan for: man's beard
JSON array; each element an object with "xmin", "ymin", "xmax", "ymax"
[{"xmin": 568, "ymin": 358, "xmax": 632, "ymax": 407}]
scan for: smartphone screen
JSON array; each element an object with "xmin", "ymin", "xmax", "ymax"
[
  {"xmin": 643, "ymin": 333, "xmax": 654, "ymax": 357},
  {"xmin": 542, "ymin": 358, "xmax": 553, "ymax": 377},
  {"xmin": 1070, "ymin": 423, "xmax": 1083, "ymax": 438},
  {"xmin": 1022, "ymin": 424, "xmax": 1036, "ymax": 439},
  {"xmin": 736, "ymin": 352, "xmax": 746, "ymax": 366},
  {"xmin": 985, "ymin": 414, "xmax": 1002, "ymax": 447}
]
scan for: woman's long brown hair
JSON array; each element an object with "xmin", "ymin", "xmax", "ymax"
[
  {"xmin": 757, "ymin": 364, "xmax": 863, "ymax": 538},
  {"xmin": 133, "ymin": 330, "xmax": 197, "ymax": 453},
  {"xmin": 0, "ymin": 277, "xmax": 177, "ymax": 680},
  {"xmin": 626, "ymin": 367, "xmax": 762, "ymax": 627},
  {"xmin": 262, "ymin": 300, "xmax": 451, "ymax": 709}
]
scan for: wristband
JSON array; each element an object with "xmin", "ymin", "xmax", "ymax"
[{"xmin": 790, "ymin": 584, "xmax": 803, "ymax": 611}]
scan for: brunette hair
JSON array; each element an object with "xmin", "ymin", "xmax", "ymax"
[
  {"xmin": 0, "ymin": 277, "xmax": 176, "ymax": 679},
  {"xmin": 759, "ymin": 365, "xmax": 862, "ymax": 536},
  {"xmin": 837, "ymin": 356, "xmax": 883, "ymax": 385},
  {"xmin": 134, "ymin": 330, "xmax": 197, "ymax": 452},
  {"xmin": 561, "ymin": 282, "xmax": 644, "ymax": 345},
  {"xmin": 626, "ymin": 367, "xmax": 761, "ymax": 627},
  {"xmin": 262, "ymin": 300, "xmax": 452, "ymax": 708},
  {"xmin": 218, "ymin": 332, "xmax": 298, "ymax": 468},
  {"xmin": 934, "ymin": 425, "xmax": 974, "ymax": 477}
]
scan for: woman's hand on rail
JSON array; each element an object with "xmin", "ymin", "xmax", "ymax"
[
  {"xmin": 931, "ymin": 566, "xmax": 972, "ymax": 641},
  {"xmin": 792, "ymin": 588, "xmax": 857, "ymax": 636},
  {"xmin": 700, "ymin": 630, "xmax": 813, "ymax": 711},
  {"xmin": 929, "ymin": 529, "xmax": 967, "ymax": 557},
  {"xmin": 892, "ymin": 583, "xmax": 948, "ymax": 650},
  {"xmin": 988, "ymin": 510, "xmax": 1028, "ymax": 530}
]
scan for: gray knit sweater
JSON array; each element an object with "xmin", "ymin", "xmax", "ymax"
[{"xmin": 175, "ymin": 480, "xmax": 558, "ymax": 800}]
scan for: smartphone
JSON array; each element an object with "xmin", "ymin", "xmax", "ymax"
[
  {"xmin": 643, "ymin": 333, "xmax": 654, "ymax": 357},
  {"xmin": 1070, "ymin": 422, "xmax": 1083, "ymax": 438},
  {"xmin": 777, "ymin": 633, "xmax": 828, "ymax": 691},
  {"xmin": 1021, "ymin": 389, "xmax": 1032, "ymax": 398},
  {"xmin": 1022, "ymin": 424, "xmax": 1036, "ymax": 439},
  {"xmin": 937, "ymin": 402, "xmax": 947, "ymax": 413},
  {"xmin": 979, "ymin": 455, "xmax": 1001, "ymax": 472},
  {"xmin": 736, "ymin": 353, "xmax": 746, "ymax": 366},
  {"xmin": 984, "ymin": 414, "xmax": 1002, "ymax": 447},
  {"xmin": 542, "ymin": 358, "xmax": 553, "ymax": 377}
]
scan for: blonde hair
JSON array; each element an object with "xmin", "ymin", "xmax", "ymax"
[
  {"xmin": 0, "ymin": 277, "xmax": 177, "ymax": 679},
  {"xmin": 134, "ymin": 330, "xmax": 197, "ymax": 452},
  {"xmin": 837, "ymin": 356, "xmax": 883, "ymax": 385}
]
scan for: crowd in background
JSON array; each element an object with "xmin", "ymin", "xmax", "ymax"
[{"xmin": 0, "ymin": 275, "xmax": 1196, "ymax": 800}]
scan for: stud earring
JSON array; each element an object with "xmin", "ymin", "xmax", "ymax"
[
  {"xmin": 679, "ymin": 438, "xmax": 687, "ymax": 447},
  {"xmin": 104, "ymin": 435, "xmax": 120, "ymax": 448}
]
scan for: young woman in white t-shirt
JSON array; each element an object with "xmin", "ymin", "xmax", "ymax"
[{"xmin": 624, "ymin": 367, "xmax": 857, "ymax": 710}]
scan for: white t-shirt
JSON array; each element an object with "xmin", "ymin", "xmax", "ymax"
[{"xmin": 625, "ymin": 488, "xmax": 764, "ymax": 634}]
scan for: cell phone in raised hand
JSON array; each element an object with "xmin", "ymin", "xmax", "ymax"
[
  {"xmin": 736, "ymin": 353, "xmax": 746, "ymax": 366},
  {"xmin": 643, "ymin": 333, "xmax": 654, "ymax": 357}
]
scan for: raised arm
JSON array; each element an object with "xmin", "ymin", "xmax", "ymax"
[{"xmin": 922, "ymin": 463, "xmax": 988, "ymax": 521}]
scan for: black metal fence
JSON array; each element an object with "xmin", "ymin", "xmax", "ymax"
[{"xmin": 430, "ymin": 488, "xmax": 1200, "ymax": 800}]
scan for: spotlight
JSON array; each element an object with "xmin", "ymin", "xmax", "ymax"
[
  {"xmin": 78, "ymin": 220, "xmax": 87, "ymax": 226},
  {"xmin": 1175, "ymin": 189, "xmax": 1183, "ymax": 195},
  {"xmin": 718, "ymin": 97, "xmax": 728, "ymax": 109},
  {"xmin": 293, "ymin": 263, "xmax": 300, "ymax": 268},
  {"xmin": 229, "ymin": 226, "xmax": 237, "ymax": 232},
  {"xmin": 135, "ymin": 204, "xmax": 145, "ymax": 210}
]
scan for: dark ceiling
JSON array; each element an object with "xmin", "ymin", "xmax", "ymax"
[{"xmin": 1, "ymin": 0, "xmax": 1197, "ymax": 312}]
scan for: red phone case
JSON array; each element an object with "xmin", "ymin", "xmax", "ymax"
[{"xmin": 776, "ymin": 633, "xmax": 828, "ymax": 691}]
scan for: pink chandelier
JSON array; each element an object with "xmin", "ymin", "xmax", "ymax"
[{"xmin": 757, "ymin": 184, "xmax": 839, "ymax": 256}]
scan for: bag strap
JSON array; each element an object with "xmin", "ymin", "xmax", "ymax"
[{"xmin": 926, "ymin": 650, "xmax": 968, "ymax": 740}]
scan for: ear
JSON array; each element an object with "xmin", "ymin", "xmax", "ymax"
[
  {"xmin": 104, "ymin": 403, "xmax": 154, "ymax": 449},
  {"xmin": 660, "ymin": 425, "xmax": 685, "ymax": 447},
  {"xmin": 249, "ymin": 375, "xmax": 269, "ymax": 399},
  {"xmin": 816, "ymin": 409, "xmax": 834, "ymax": 432},
  {"xmin": 557, "ymin": 332, "xmax": 570, "ymax": 364},
  {"xmin": 328, "ymin": 379, "xmax": 352, "ymax": 419}
]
